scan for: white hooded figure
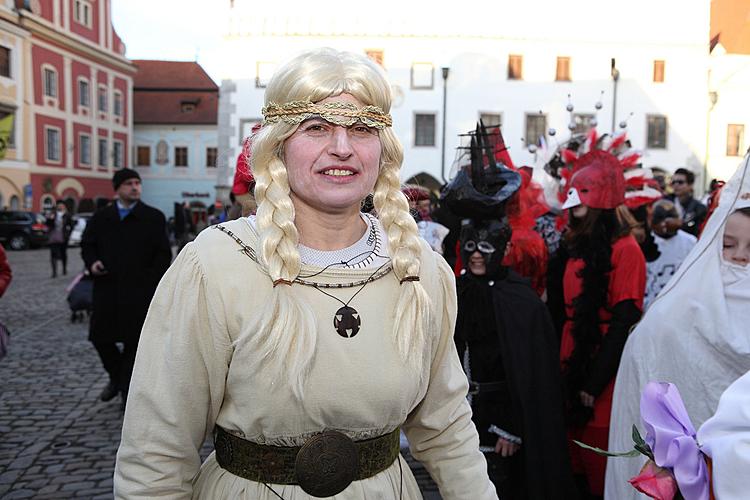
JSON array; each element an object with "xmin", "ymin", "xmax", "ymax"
[
  {"xmin": 697, "ymin": 368, "xmax": 750, "ymax": 499},
  {"xmin": 605, "ymin": 155, "xmax": 750, "ymax": 499}
]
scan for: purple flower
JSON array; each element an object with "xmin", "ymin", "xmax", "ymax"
[{"xmin": 640, "ymin": 382, "xmax": 709, "ymax": 500}]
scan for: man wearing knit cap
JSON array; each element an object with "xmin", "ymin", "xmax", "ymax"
[{"xmin": 81, "ymin": 169, "xmax": 171, "ymax": 410}]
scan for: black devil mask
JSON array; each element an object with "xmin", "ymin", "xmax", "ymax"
[{"xmin": 460, "ymin": 218, "xmax": 512, "ymax": 275}]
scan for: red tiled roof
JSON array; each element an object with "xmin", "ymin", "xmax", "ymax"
[
  {"xmin": 711, "ymin": 0, "xmax": 750, "ymax": 55},
  {"xmin": 133, "ymin": 60, "xmax": 218, "ymax": 125},
  {"xmin": 134, "ymin": 91, "xmax": 218, "ymax": 125},
  {"xmin": 133, "ymin": 60, "xmax": 218, "ymax": 90}
]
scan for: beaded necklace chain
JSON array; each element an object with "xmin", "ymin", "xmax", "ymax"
[{"xmin": 213, "ymin": 224, "xmax": 393, "ymax": 338}]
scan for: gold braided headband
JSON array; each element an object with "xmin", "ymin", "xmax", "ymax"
[{"xmin": 262, "ymin": 100, "xmax": 392, "ymax": 129}]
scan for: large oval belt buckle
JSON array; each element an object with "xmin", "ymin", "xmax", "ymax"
[{"xmin": 294, "ymin": 430, "xmax": 359, "ymax": 498}]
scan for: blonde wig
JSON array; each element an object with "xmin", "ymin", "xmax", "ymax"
[{"xmin": 248, "ymin": 48, "xmax": 431, "ymax": 398}]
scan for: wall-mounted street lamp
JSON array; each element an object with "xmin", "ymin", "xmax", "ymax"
[
  {"xmin": 610, "ymin": 58, "xmax": 620, "ymax": 134},
  {"xmin": 440, "ymin": 67, "xmax": 450, "ymax": 183}
]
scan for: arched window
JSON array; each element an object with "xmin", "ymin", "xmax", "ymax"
[{"xmin": 9, "ymin": 195, "xmax": 19, "ymax": 210}]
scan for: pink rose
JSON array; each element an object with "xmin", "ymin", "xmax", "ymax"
[{"xmin": 628, "ymin": 460, "xmax": 679, "ymax": 500}]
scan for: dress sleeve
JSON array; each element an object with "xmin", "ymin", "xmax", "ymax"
[
  {"xmin": 609, "ymin": 238, "xmax": 647, "ymax": 308},
  {"xmin": 114, "ymin": 244, "xmax": 232, "ymax": 499},
  {"xmin": 403, "ymin": 257, "xmax": 498, "ymax": 500}
]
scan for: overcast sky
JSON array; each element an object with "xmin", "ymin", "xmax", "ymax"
[{"xmin": 111, "ymin": 0, "xmax": 226, "ymax": 78}]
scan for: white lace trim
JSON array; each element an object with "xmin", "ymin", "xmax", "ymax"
[{"xmin": 245, "ymin": 213, "xmax": 390, "ymax": 269}]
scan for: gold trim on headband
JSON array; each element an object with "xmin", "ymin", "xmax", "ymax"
[{"xmin": 262, "ymin": 100, "xmax": 392, "ymax": 129}]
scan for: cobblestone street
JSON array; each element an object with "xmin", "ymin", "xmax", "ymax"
[{"xmin": 0, "ymin": 248, "xmax": 440, "ymax": 499}]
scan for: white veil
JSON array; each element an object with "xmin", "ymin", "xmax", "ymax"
[{"xmin": 605, "ymin": 155, "xmax": 750, "ymax": 499}]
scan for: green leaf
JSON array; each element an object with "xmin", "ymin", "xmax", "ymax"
[
  {"xmin": 572, "ymin": 440, "xmax": 642, "ymax": 458},
  {"xmin": 632, "ymin": 425, "xmax": 654, "ymax": 460}
]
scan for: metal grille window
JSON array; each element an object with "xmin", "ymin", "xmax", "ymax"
[
  {"xmin": 98, "ymin": 139, "xmax": 107, "ymax": 167},
  {"xmin": 646, "ymin": 115, "xmax": 668, "ymax": 149},
  {"xmin": 727, "ymin": 124, "xmax": 745, "ymax": 157},
  {"xmin": 525, "ymin": 114, "xmax": 547, "ymax": 147},
  {"xmin": 46, "ymin": 128, "xmax": 60, "ymax": 161},
  {"xmin": 44, "ymin": 68, "xmax": 57, "ymax": 97},
  {"xmin": 175, "ymin": 147, "xmax": 188, "ymax": 167},
  {"xmin": 79, "ymin": 135, "xmax": 91, "ymax": 164},
  {"xmin": 206, "ymin": 147, "xmax": 218, "ymax": 168},
  {"xmin": 653, "ymin": 60, "xmax": 665, "ymax": 83},
  {"xmin": 79, "ymin": 80, "xmax": 90, "ymax": 107},
  {"xmin": 0, "ymin": 47, "xmax": 10, "ymax": 78},
  {"xmin": 508, "ymin": 55, "xmax": 523, "ymax": 80},
  {"xmin": 556, "ymin": 57, "xmax": 571, "ymax": 81},
  {"xmin": 137, "ymin": 146, "xmax": 150, "ymax": 166},
  {"xmin": 414, "ymin": 114, "xmax": 436, "ymax": 147}
]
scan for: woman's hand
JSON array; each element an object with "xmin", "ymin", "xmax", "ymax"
[
  {"xmin": 495, "ymin": 437, "xmax": 520, "ymax": 457},
  {"xmin": 579, "ymin": 390, "xmax": 595, "ymax": 408}
]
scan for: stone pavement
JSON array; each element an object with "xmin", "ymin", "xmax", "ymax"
[{"xmin": 0, "ymin": 248, "xmax": 441, "ymax": 499}]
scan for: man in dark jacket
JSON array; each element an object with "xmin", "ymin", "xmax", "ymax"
[
  {"xmin": 665, "ymin": 168, "xmax": 707, "ymax": 237},
  {"xmin": 45, "ymin": 200, "xmax": 74, "ymax": 277},
  {"xmin": 81, "ymin": 169, "xmax": 171, "ymax": 409}
]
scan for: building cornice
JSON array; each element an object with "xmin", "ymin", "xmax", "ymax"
[{"xmin": 18, "ymin": 11, "xmax": 136, "ymax": 74}]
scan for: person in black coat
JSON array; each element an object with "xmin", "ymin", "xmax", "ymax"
[
  {"xmin": 46, "ymin": 200, "xmax": 74, "ymax": 277},
  {"xmin": 81, "ymin": 169, "xmax": 171, "ymax": 409}
]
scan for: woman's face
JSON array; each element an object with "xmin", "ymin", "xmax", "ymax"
[
  {"xmin": 283, "ymin": 93, "xmax": 382, "ymax": 215},
  {"xmin": 571, "ymin": 204, "xmax": 588, "ymax": 219},
  {"xmin": 722, "ymin": 211, "xmax": 750, "ymax": 267}
]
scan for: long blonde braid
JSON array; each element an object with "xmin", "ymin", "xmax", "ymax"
[{"xmin": 373, "ymin": 128, "xmax": 431, "ymax": 378}]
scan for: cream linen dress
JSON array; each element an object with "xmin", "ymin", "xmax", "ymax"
[{"xmin": 114, "ymin": 218, "xmax": 497, "ymax": 500}]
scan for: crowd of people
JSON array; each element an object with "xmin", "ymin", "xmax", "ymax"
[{"xmin": 20, "ymin": 47, "xmax": 744, "ymax": 499}]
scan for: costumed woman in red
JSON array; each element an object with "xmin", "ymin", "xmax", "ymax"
[{"xmin": 557, "ymin": 133, "xmax": 646, "ymax": 499}]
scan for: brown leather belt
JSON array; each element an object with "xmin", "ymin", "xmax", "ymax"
[{"xmin": 214, "ymin": 426, "xmax": 401, "ymax": 498}]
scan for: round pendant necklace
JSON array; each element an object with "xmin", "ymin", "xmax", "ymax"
[{"xmin": 312, "ymin": 259, "xmax": 391, "ymax": 339}]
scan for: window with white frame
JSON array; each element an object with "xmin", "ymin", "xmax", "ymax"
[
  {"xmin": 98, "ymin": 85, "xmax": 107, "ymax": 113},
  {"xmin": 414, "ymin": 113, "xmax": 436, "ymax": 147},
  {"xmin": 113, "ymin": 91, "xmax": 123, "ymax": 117},
  {"xmin": 45, "ymin": 127, "xmax": 61, "ymax": 162},
  {"xmin": 410, "ymin": 63, "xmax": 434, "ymax": 89},
  {"xmin": 175, "ymin": 147, "xmax": 188, "ymax": 167},
  {"xmin": 573, "ymin": 113, "xmax": 595, "ymax": 134},
  {"xmin": 0, "ymin": 46, "xmax": 10, "ymax": 78},
  {"xmin": 646, "ymin": 115, "xmax": 668, "ymax": 149},
  {"xmin": 43, "ymin": 67, "xmax": 58, "ymax": 98},
  {"xmin": 73, "ymin": 0, "xmax": 93, "ymax": 29},
  {"xmin": 78, "ymin": 79, "xmax": 90, "ymax": 108},
  {"xmin": 525, "ymin": 113, "xmax": 547, "ymax": 147},
  {"xmin": 479, "ymin": 112, "xmax": 502, "ymax": 128},
  {"xmin": 206, "ymin": 147, "xmax": 218, "ymax": 168},
  {"xmin": 79, "ymin": 134, "xmax": 91, "ymax": 165},
  {"xmin": 113, "ymin": 141, "xmax": 123, "ymax": 168},
  {"xmin": 98, "ymin": 138, "xmax": 108, "ymax": 166}
]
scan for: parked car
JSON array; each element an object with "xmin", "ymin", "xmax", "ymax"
[
  {"xmin": 68, "ymin": 213, "xmax": 93, "ymax": 247},
  {"xmin": 0, "ymin": 211, "xmax": 50, "ymax": 250}
]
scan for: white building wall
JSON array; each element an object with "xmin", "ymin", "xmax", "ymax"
[
  {"xmin": 212, "ymin": 1, "xmax": 712, "ymax": 192},
  {"xmin": 707, "ymin": 47, "xmax": 750, "ymax": 185},
  {"xmin": 133, "ymin": 124, "xmax": 218, "ymax": 215}
]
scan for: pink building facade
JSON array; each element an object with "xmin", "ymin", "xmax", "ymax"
[{"xmin": 17, "ymin": 0, "xmax": 135, "ymax": 212}]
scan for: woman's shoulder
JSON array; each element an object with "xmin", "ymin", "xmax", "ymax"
[
  {"xmin": 612, "ymin": 234, "xmax": 646, "ymax": 264},
  {"xmin": 189, "ymin": 219, "xmax": 264, "ymax": 274}
]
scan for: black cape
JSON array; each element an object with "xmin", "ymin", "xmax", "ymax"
[{"xmin": 456, "ymin": 269, "xmax": 578, "ymax": 500}]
